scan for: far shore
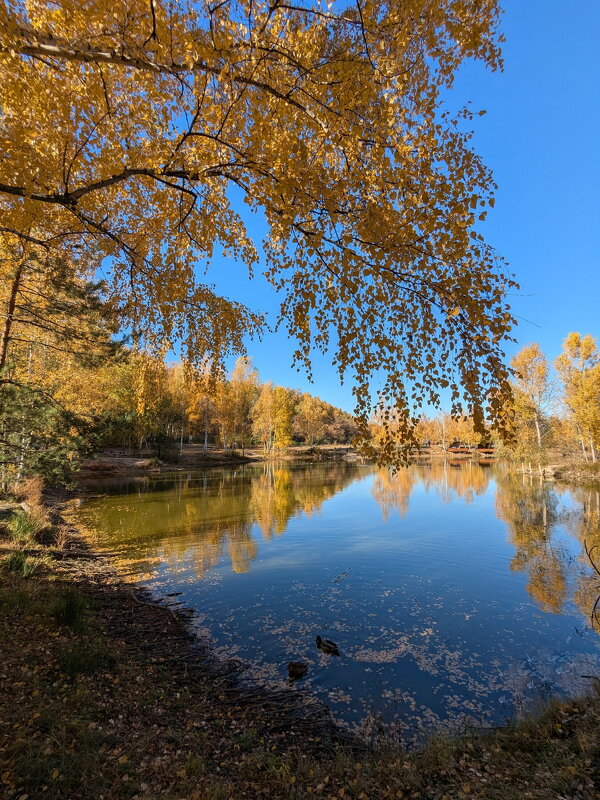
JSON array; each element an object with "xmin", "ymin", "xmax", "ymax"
[{"xmin": 78, "ymin": 444, "xmax": 600, "ymax": 488}]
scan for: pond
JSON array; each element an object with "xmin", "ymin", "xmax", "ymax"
[{"xmin": 78, "ymin": 461, "xmax": 600, "ymax": 744}]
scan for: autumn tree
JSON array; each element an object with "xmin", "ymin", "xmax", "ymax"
[
  {"xmin": 213, "ymin": 379, "xmax": 234, "ymax": 450},
  {"xmin": 451, "ymin": 415, "xmax": 482, "ymax": 448},
  {"xmin": 510, "ymin": 343, "xmax": 554, "ymax": 451},
  {"xmin": 413, "ymin": 415, "xmax": 435, "ymax": 447},
  {"xmin": 186, "ymin": 364, "xmax": 217, "ymax": 452},
  {"xmin": 555, "ymin": 333, "xmax": 600, "ymax": 462},
  {"xmin": 213, "ymin": 357, "xmax": 259, "ymax": 452},
  {"xmin": 130, "ymin": 353, "xmax": 172, "ymax": 450},
  {"xmin": 0, "ymin": 243, "xmax": 120, "ymax": 485},
  {"xmin": 273, "ymin": 386, "xmax": 295, "ymax": 450},
  {"xmin": 432, "ymin": 412, "xmax": 452, "ymax": 450},
  {"xmin": 76, "ymin": 358, "xmax": 141, "ymax": 448},
  {"xmin": 294, "ymin": 393, "xmax": 328, "ymax": 446},
  {"xmin": 229, "ymin": 356, "xmax": 259, "ymax": 454},
  {"xmin": 0, "ymin": 0, "xmax": 515, "ymax": 464},
  {"xmin": 252, "ymin": 381, "xmax": 276, "ymax": 452},
  {"xmin": 324, "ymin": 406, "xmax": 358, "ymax": 445}
]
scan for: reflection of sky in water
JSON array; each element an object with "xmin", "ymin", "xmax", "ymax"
[{"xmin": 79, "ymin": 463, "xmax": 600, "ymax": 744}]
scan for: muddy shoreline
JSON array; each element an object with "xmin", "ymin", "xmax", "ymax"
[{"xmin": 55, "ymin": 493, "xmax": 364, "ymax": 754}]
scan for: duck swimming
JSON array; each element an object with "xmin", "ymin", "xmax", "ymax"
[
  {"xmin": 316, "ymin": 636, "xmax": 340, "ymax": 656},
  {"xmin": 287, "ymin": 661, "xmax": 309, "ymax": 680}
]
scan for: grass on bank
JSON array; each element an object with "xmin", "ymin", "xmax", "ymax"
[{"xmin": 0, "ymin": 505, "xmax": 599, "ymax": 800}]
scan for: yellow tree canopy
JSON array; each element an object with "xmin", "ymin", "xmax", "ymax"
[
  {"xmin": 511, "ymin": 343, "xmax": 551, "ymax": 413},
  {"xmin": 0, "ymin": 0, "xmax": 515, "ymax": 457},
  {"xmin": 556, "ymin": 333, "xmax": 600, "ymax": 455}
]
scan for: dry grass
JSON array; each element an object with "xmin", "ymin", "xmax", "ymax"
[
  {"xmin": 12, "ymin": 476, "xmax": 46, "ymax": 506},
  {"xmin": 4, "ymin": 477, "xmax": 51, "ymax": 546}
]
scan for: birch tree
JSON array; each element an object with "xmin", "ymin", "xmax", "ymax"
[
  {"xmin": 510, "ymin": 343, "xmax": 554, "ymax": 451},
  {"xmin": 0, "ymin": 0, "xmax": 515, "ymax": 461},
  {"xmin": 556, "ymin": 333, "xmax": 600, "ymax": 463}
]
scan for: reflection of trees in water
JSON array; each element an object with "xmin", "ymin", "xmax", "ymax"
[
  {"xmin": 423, "ymin": 460, "xmax": 492, "ymax": 503},
  {"xmin": 194, "ymin": 463, "xmax": 361, "ymax": 573},
  {"xmin": 494, "ymin": 476, "xmax": 600, "ymax": 626},
  {"xmin": 371, "ymin": 468, "xmax": 416, "ymax": 519},
  {"xmin": 250, "ymin": 462, "xmax": 363, "ymax": 539},
  {"xmin": 567, "ymin": 486, "xmax": 600, "ymax": 627},
  {"xmin": 87, "ymin": 463, "xmax": 600, "ymax": 623},
  {"xmin": 87, "ymin": 463, "xmax": 361, "ymax": 577},
  {"xmin": 494, "ymin": 472, "xmax": 567, "ymax": 613},
  {"xmin": 371, "ymin": 461, "xmax": 493, "ymax": 519}
]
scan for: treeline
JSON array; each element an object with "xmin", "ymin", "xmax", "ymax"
[
  {"xmin": 90, "ymin": 354, "xmax": 358, "ymax": 456},
  {"xmin": 0, "ymin": 245, "xmax": 597, "ymax": 490},
  {"xmin": 381, "ymin": 333, "xmax": 599, "ymax": 463},
  {"xmin": 0, "ymin": 257, "xmax": 356, "ymax": 489}
]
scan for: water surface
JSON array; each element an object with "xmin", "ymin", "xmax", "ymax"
[{"xmin": 79, "ymin": 462, "xmax": 600, "ymax": 743}]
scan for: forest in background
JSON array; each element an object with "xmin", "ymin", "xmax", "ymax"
[
  {"xmin": 0, "ymin": 243, "xmax": 598, "ymax": 490},
  {"xmin": 391, "ymin": 334, "xmax": 600, "ymax": 466},
  {"xmin": 0, "ymin": 256, "xmax": 360, "ymax": 490}
]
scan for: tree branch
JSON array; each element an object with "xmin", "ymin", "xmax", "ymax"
[{"xmin": 4, "ymin": 34, "xmax": 320, "ymax": 123}]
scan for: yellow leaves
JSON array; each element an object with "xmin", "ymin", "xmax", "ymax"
[
  {"xmin": 274, "ymin": 385, "xmax": 294, "ymax": 450},
  {"xmin": 0, "ymin": 0, "xmax": 512, "ymax": 464},
  {"xmin": 555, "ymin": 333, "xmax": 600, "ymax": 447}
]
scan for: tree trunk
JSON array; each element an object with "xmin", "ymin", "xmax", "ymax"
[
  {"xmin": 0, "ymin": 258, "xmax": 26, "ymax": 373},
  {"xmin": 579, "ymin": 428, "xmax": 589, "ymax": 463},
  {"xmin": 534, "ymin": 413, "xmax": 542, "ymax": 450},
  {"xmin": 179, "ymin": 400, "xmax": 185, "ymax": 458}
]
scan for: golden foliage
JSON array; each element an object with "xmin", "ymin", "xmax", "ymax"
[
  {"xmin": 0, "ymin": 0, "xmax": 515, "ymax": 461},
  {"xmin": 555, "ymin": 333, "xmax": 600, "ymax": 461},
  {"xmin": 509, "ymin": 343, "xmax": 554, "ymax": 452},
  {"xmin": 273, "ymin": 385, "xmax": 294, "ymax": 450}
]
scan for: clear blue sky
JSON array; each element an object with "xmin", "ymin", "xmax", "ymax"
[{"xmin": 205, "ymin": 0, "xmax": 600, "ymax": 413}]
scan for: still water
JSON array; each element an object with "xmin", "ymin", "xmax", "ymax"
[{"xmin": 79, "ymin": 461, "xmax": 600, "ymax": 743}]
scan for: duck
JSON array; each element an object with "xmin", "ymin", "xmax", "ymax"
[
  {"xmin": 287, "ymin": 661, "xmax": 309, "ymax": 680},
  {"xmin": 316, "ymin": 636, "xmax": 340, "ymax": 656}
]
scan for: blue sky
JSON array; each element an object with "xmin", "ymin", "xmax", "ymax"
[{"xmin": 205, "ymin": 0, "xmax": 600, "ymax": 413}]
